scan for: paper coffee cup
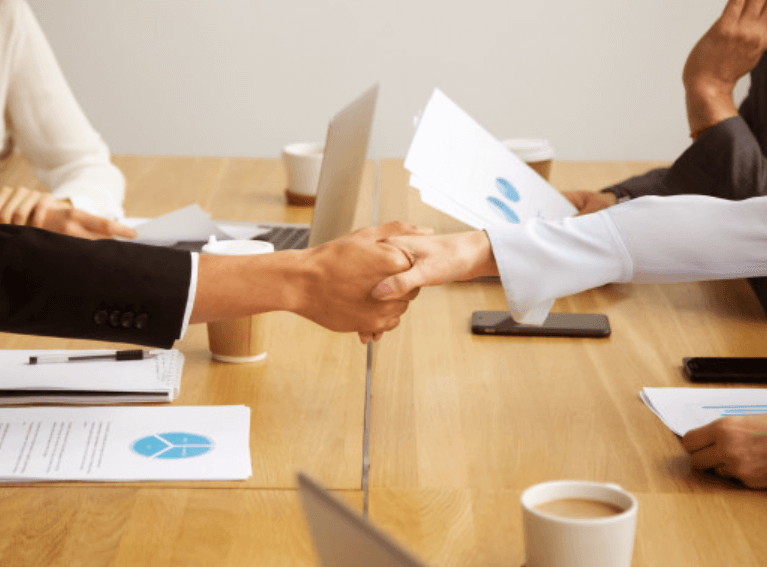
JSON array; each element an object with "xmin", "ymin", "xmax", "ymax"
[
  {"xmin": 521, "ymin": 480, "xmax": 638, "ymax": 567},
  {"xmin": 502, "ymin": 138, "xmax": 554, "ymax": 181},
  {"xmin": 201, "ymin": 237, "xmax": 275, "ymax": 363},
  {"xmin": 282, "ymin": 142, "xmax": 324, "ymax": 206}
]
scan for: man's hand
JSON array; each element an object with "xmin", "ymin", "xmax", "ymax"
[
  {"xmin": 0, "ymin": 186, "xmax": 135, "ymax": 240},
  {"xmin": 370, "ymin": 231, "xmax": 498, "ymax": 302},
  {"xmin": 683, "ymin": 0, "xmax": 767, "ymax": 135},
  {"xmin": 291, "ymin": 221, "xmax": 432, "ymax": 343},
  {"xmin": 563, "ymin": 191, "xmax": 617, "ymax": 215},
  {"xmin": 681, "ymin": 414, "xmax": 767, "ymax": 488}
]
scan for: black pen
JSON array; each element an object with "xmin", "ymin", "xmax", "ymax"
[{"xmin": 28, "ymin": 349, "xmax": 164, "ymax": 365}]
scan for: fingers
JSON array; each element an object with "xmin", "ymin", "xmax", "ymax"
[
  {"xmin": 687, "ymin": 443, "xmax": 724, "ymax": 471},
  {"xmin": 29, "ymin": 194, "xmax": 60, "ymax": 228},
  {"xmin": 68, "ymin": 210, "xmax": 137, "ymax": 240},
  {"xmin": 722, "ymin": 0, "xmax": 747, "ymax": 21},
  {"xmin": 0, "ymin": 186, "xmax": 32, "ymax": 224},
  {"xmin": 370, "ymin": 221, "xmax": 434, "ymax": 240},
  {"xmin": 681, "ymin": 423, "xmax": 718, "ymax": 453},
  {"xmin": 372, "ymin": 269, "xmax": 424, "ymax": 301}
]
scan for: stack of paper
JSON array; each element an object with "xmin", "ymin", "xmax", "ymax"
[
  {"xmin": 0, "ymin": 350, "xmax": 184, "ymax": 405},
  {"xmin": 0, "ymin": 405, "xmax": 252, "ymax": 481},
  {"xmin": 640, "ymin": 387, "xmax": 767, "ymax": 436},
  {"xmin": 405, "ymin": 89, "xmax": 576, "ymax": 229}
]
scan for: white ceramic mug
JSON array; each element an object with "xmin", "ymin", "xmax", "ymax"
[
  {"xmin": 521, "ymin": 480, "xmax": 638, "ymax": 567},
  {"xmin": 282, "ymin": 142, "xmax": 324, "ymax": 205},
  {"xmin": 201, "ymin": 237, "xmax": 275, "ymax": 363}
]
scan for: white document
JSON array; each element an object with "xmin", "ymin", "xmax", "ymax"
[
  {"xmin": 640, "ymin": 387, "xmax": 767, "ymax": 436},
  {"xmin": 0, "ymin": 350, "xmax": 184, "ymax": 405},
  {"xmin": 405, "ymin": 89, "xmax": 576, "ymax": 229},
  {"xmin": 0, "ymin": 405, "xmax": 252, "ymax": 481},
  {"xmin": 126, "ymin": 204, "xmax": 269, "ymax": 246}
]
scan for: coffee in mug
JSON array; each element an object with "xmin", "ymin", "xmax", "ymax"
[
  {"xmin": 521, "ymin": 480, "xmax": 637, "ymax": 567},
  {"xmin": 533, "ymin": 497, "xmax": 624, "ymax": 519}
]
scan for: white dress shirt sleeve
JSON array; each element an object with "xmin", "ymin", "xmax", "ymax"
[
  {"xmin": 2, "ymin": 0, "xmax": 125, "ymax": 219},
  {"xmin": 177, "ymin": 252, "xmax": 199, "ymax": 340},
  {"xmin": 486, "ymin": 195, "xmax": 767, "ymax": 325}
]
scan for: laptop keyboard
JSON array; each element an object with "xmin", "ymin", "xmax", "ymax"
[{"xmin": 254, "ymin": 226, "xmax": 310, "ymax": 250}]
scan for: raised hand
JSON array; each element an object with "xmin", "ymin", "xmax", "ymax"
[{"xmin": 683, "ymin": 0, "xmax": 767, "ymax": 135}]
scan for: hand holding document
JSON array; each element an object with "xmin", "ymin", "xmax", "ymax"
[
  {"xmin": 0, "ymin": 405, "xmax": 251, "ymax": 482},
  {"xmin": 405, "ymin": 89, "xmax": 576, "ymax": 229}
]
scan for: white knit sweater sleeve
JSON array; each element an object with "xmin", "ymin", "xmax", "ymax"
[{"xmin": 2, "ymin": 0, "xmax": 125, "ymax": 218}]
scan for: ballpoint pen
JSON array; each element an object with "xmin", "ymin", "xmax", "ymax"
[{"xmin": 28, "ymin": 349, "xmax": 165, "ymax": 365}]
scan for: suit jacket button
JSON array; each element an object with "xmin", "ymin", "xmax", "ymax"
[
  {"xmin": 135, "ymin": 313, "xmax": 149, "ymax": 330},
  {"xmin": 109, "ymin": 310, "xmax": 122, "ymax": 327},
  {"xmin": 93, "ymin": 310, "xmax": 108, "ymax": 325},
  {"xmin": 120, "ymin": 312, "xmax": 135, "ymax": 328}
]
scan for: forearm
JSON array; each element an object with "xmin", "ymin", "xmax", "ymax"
[{"xmin": 190, "ymin": 251, "xmax": 302, "ymax": 323}]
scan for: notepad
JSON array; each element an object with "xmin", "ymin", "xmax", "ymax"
[{"xmin": 0, "ymin": 349, "xmax": 184, "ymax": 405}]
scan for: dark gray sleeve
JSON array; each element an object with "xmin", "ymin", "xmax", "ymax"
[{"xmin": 603, "ymin": 116, "xmax": 767, "ymax": 200}]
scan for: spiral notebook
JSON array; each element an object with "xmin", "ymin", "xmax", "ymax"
[{"xmin": 0, "ymin": 349, "xmax": 184, "ymax": 405}]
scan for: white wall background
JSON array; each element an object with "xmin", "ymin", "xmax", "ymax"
[{"xmin": 29, "ymin": 0, "xmax": 734, "ymax": 160}]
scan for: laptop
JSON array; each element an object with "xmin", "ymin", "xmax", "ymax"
[
  {"xmin": 253, "ymin": 84, "xmax": 379, "ymax": 251},
  {"xmin": 298, "ymin": 472, "xmax": 429, "ymax": 567}
]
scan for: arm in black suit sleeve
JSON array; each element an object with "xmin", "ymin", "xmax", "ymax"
[{"xmin": 0, "ymin": 225, "xmax": 191, "ymax": 348}]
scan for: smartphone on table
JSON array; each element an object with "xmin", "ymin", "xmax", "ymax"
[
  {"xmin": 683, "ymin": 357, "xmax": 767, "ymax": 383},
  {"xmin": 471, "ymin": 311, "xmax": 611, "ymax": 338}
]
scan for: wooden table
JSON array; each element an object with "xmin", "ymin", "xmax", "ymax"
[
  {"xmin": 0, "ymin": 155, "xmax": 372, "ymax": 566},
  {"xmin": 370, "ymin": 159, "xmax": 767, "ymax": 566},
  {"xmin": 1, "ymin": 156, "xmax": 766, "ymax": 566}
]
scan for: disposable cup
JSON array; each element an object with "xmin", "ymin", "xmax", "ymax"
[
  {"xmin": 282, "ymin": 142, "xmax": 324, "ymax": 206},
  {"xmin": 201, "ymin": 238, "xmax": 275, "ymax": 363},
  {"xmin": 502, "ymin": 138, "xmax": 555, "ymax": 181}
]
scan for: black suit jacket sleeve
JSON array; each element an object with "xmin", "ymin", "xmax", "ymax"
[
  {"xmin": 603, "ymin": 52, "xmax": 767, "ymax": 201},
  {"xmin": 0, "ymin": 225, "xmax": 192, "ymax": 348}
]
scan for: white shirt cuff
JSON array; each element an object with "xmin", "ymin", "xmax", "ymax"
[{"xmin": 178, "ymin": 252, "xmax": 199, "ymax": 340}]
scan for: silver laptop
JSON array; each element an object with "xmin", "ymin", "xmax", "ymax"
[
  {"xmin": 254, "ymin": 84, "xmax": 379, "ymax": 250},
  {"xmin": 298, "ymin": 472, "xmax": 429, "ymax": 567}
]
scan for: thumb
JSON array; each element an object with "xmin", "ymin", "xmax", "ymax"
[{"xmin": 372, "ymin": 268, "xmax": 424, "ymax": 300}]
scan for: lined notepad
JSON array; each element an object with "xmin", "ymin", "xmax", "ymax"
[{"xmin": 0, "ymin": 349, "xmax": 184, "ymax": 405}]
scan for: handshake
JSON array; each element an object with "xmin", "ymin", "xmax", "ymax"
[{"xmin": 190, "ymin": 221, "xmax": 499, "ymax": 344}]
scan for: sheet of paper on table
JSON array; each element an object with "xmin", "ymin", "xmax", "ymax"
[
  {"xmin": 405, "ymin": 88, "xmax": 576, "ymax": 229},
  {"xmin": 125, "ymin": 203, "xmax": 269, "ymax": 246},
  {"xmin": 0, "ymin": 349, "xmax": 184, "ymax": 405},
  {"xmin": 0, "ymin": 405, "xmax": 252, "ymax": 482},
  {"xmin": 640, "ymin": 387, "xmax": 767, "ymax": 436}
]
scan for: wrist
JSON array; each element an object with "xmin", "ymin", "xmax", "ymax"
[
  {"xmin": 685, "ymin": 81, "xmax": 738, "ymax": 137},
  {"xmin": 465, "ymin": 231, "xmax": 499, "ymax": 279}
]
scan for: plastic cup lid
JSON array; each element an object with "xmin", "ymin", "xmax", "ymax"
[
  {"xmin": 201, "ymin": 236, "xmax": 274, "ymax": 256},
  {"xmin": 501, "ymin": 138, "xmax": 555, "ymax": 162}
]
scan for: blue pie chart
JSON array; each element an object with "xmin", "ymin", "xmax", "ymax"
[{"xmin": 132, "ymin": 432, "xmax": 214, "ymax": 459}]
